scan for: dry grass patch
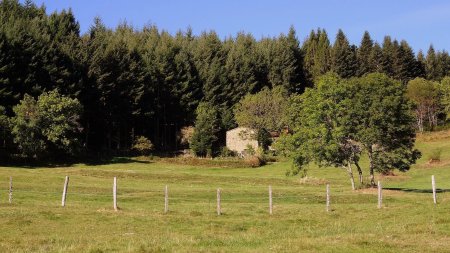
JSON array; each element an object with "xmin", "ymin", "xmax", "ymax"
[
  {"xmin": 380, "ymin": 174, "xmax": 411, "ymax": 181},
  {"xmin": 416, "ymin": 129, "xmax": 450, "ymax": 142},
  {"xmin": 416, "ymin": 159, "xmax": 450, "ymax": 169},
  {"xmin": 297, "ymin": 176, "xmax": 328, "ymax": 185},
  {"xmin": 161, "ymin": 157, "xmax": 250, "ymax": 168}
]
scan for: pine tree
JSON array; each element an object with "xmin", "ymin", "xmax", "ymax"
[
  {"xmin": 401, "ymin": 40, "xmax": 421, "ymax": 81},
  {"xmin": 315, "ymin": 29, "xmax": 331, "ymax": 78},
  {"xmin": 1, "ymin": 1, "xmax": 66, "ymax": 104},
  {"xmin": 86, "ymin": 20, "xmax": 147, "ymax": 151},
  {"xmin": 381, "ymin": 36, "xmax": 395, "ymax": 77},
  {"xmin": 331, "ymin": 29, "xmax": 357, "ymax": 78},
  {"xmin": 0, "ymin": 30, "xmax": 15, "ymax": 113},
  {"xmin": 285, "ymin": 26, "xmax": 305, "ymax": 93},
  {"xmin": 173, "ymin": 33, "xmax": 202, "ymax": 124},
  {"xmin": 82, "ymin": 17, "xmax": 110, "ymax": 151},
  {"xmin": 357, "ymin": 31, "xmax": 374, "ymax": 76},
  {"xmin": 302, "ymin": 29, "xmax": 318, "ymax": 83},
  {"xmin": 391, "ymin": 40, "xmax": 417, "ymax": 83},
  {"xmin": 302, "ymin": 29, "xmax": 331, "ymax": 82},
  {"xmin": 370, "ymin": 42, "xmax": 384, "ymax": 73},
  {"xmin": 416, "ymin": 50, "xmax": 426, "ymax": 78},
  {"xmin": 192, "ymin": 31, "xmax": 228, "ymax": 106},
  {"xmin": 436, "ymin": 51, "xmax": 450, "ymax": 80},
  {"xmin": 224, "ymin": 32, "xmax": 259, "ymax": 104},
  {"xmin": 426, "ymin": 45, "xmax": 439, "ymax": 80},
  {"xmin": 190, "ymin": 102, "xmax": 220, "ymax": 157},
  {"xmin": 265, "ymin": 28, "xmax": 304, "ymax": 93},
  {"xmin": 47, "ymin": 9, "xmax": 80, "ymax": 43}
]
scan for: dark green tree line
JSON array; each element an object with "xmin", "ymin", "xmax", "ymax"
[{"xmin": 0, "ymin": 0, "xmax": 449, "ymax": 161}]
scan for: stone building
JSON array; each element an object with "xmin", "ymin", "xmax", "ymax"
[{"xmin": 226, "ymin": 127, "xmax": 258, "ymax": 155}]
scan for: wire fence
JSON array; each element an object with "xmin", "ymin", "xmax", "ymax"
[{"xmin": 2, "ymin": 175, "xmax": 448, "ymax": 214}]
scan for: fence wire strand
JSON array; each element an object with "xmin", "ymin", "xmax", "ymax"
[{"xmin": 2, "ymin": 177, "xmax": 448, "ymax": 207}]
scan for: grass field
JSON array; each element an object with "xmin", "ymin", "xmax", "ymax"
[{"xmin": 0, "ymin": 131, "xmax": 450, "ymax": 252}]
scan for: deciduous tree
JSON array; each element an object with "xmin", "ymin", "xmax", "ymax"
[
  {"xmin": 279, "ymin": 73, "xmax": 420, "ymax": 187},
  {"xmin": 11, "ymin": 90, "xmax": 82, "ymax": 158},
  {"xmin": 407, "ymin": 78, "xmax": 440, "ymax": 131}
]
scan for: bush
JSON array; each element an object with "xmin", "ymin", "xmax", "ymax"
[
  {"xmin": 244, "ymin": 155, "xmax": 266, "ymax": 167},
  {"xmin": 178, "ymin": 126, "xmax": 194, "ymax": 147},
  {"xmin": 428, "ymin": 148, "xmax": 442, "ymax": 162},
  {"xmin": 257, "ymin": 129, "xmax": 272, "ymax": 150},
  {"xmin": 256, "ymin": 146, "xmax": 265, "ymax": 157},
  {"xmin": 220, "ymin": 146, "xmax": 236, "ymax": 157},
  {"xmin": 132, "ymin": 136, "xmax": 154, "ymax": 156},
  {"xmin": 11, "ymin": 90, "xmax": 82, "ymax": 159},
  {"xmin": 244, "ymin": 144, "xmax": 255, "ymax": 156},
  {"xmin": 162, "ymin": 156, "xmax": 249, "ymax": 168}
]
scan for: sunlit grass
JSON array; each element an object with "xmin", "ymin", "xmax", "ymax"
[{"xmin": 0, "ymin": 131, "xmax": 449, "ymax": 252}]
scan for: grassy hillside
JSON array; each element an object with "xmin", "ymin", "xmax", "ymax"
[{"xmin": 0, "ymin": 131, "xmax": 449, "ymax": 252}]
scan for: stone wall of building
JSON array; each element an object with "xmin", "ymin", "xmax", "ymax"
[{"xmin": 226, "ymin": 127, "xmax": 258, "ymax": 154}]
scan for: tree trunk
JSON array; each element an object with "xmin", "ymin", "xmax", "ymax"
[
  {"xmin": 116, "ymin": 124, "xmax": 120, "ymax": 150},
  {"xmin": 106, "ymin": 129, "xmax": 111, "ymax": 151},
  {"xmin": 369, "ymin": 167, "xmax": 375, "ymax": 186},
  {"xmin": 85, "ymin": 122, "xmax": 90, "ymax": 149},
  {"xmin": 416, "ymin": 108, "xmax": 424, "ymax": 133},
  {"xmin": 344, "ymin": 164, "xmax": 356, "ymax": 190},
  {"xmin": 355, "ymin": 161, "xmax": 363, "ymax": 185},
  {"xmin": 428, "ymin": 105, "xmax": 438, "ymax": 129},
  {"xmin": 368, "ymin": 149, "xmax": 376, "ymax": 187}
]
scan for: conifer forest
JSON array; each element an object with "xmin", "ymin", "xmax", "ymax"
[{"xmin": 0, "ymin": 0, "xmax": 449, "ymax": 162}]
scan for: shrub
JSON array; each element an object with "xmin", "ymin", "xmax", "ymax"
[
  {"xmin": 220, "ymin": 146, "xmax": 236, "ymax": 157},
  {"xmin": 257, "ymin": 129, "xmax": 272, "ymax": 150},
  {"xmin": 428, "ymin": 148, "xmax": 442, "ymax": 162},
  {"xmin": 256, "ymin": 146, "xmax": 268, "ymax": 163},
  {"xmin": 162, "ymin": 156, "xmax": 249, "ymax": 168},
  {"xmin": 244, "ymin": 144, "xmax": 255, "ymax": 156},
  {"xmin": 11, "ymin": 90, "xmax": 82, "ymax": 158},
  {"xmin": 244, "ymin": 156, "xmax": 263, "ymax": 167},
  {"xmin": 178, "ymin": 126, "xmax": 194, "ymax": 147},
  {"xmin": 132, "ymin": 136, "xmax": 154, "ymax": 156}
]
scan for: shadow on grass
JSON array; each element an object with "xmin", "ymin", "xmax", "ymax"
[
  {"xmin": 385, "ymin": 187, "xmax": 450, "ymax": 193},
  {"xmin": 84, "ymin": 157, "xmax": 152, "ymax": 166},
  {"xmin": 0, "ymin": 160, "xmax": 74, "ymax": 169},
  {"xmin": 0, "ymin": 156, "xmax": 152, "ymax": 169}
]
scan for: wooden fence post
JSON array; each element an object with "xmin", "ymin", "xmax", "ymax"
[
  {"xmin": 61, "ymin": 176, "xmax": 69, "ymax": 207},
  {"xmin": 326, "ymin": 184, "xmax": 330, "ymax": 212},
  {"xmin": 377, "ymin": 181, "xmax": 382, "ymax": 209},
  {"xmin": 217, "ymin": 188, "xmax": 221, "ymax": 215},
  {"xmin": 8, "ymin": 176, "xmax": 12, "ymax": 204},
  {"xmin": 164, "ymin": 185, "xmax": 169, "ymax": 213},
  {"xmin": 113, "ymin": 177, "xmax": 118, "ymax": 211},
  {"xmin": 432, "ymin": 175, "xmax": 437, "ymax": 204},
  {"xmin": 269, "ymin": 185, "xmax": 273, "ymax": 215}
]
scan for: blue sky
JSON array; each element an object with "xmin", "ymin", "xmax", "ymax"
[{"xmin": 30, "ymin": 0, "xmax": 450, "ymax": 53}]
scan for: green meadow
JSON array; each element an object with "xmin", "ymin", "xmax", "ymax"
[{"xmin": 0, "ymin": 131, "xmax": 449, "ymax": 253}]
